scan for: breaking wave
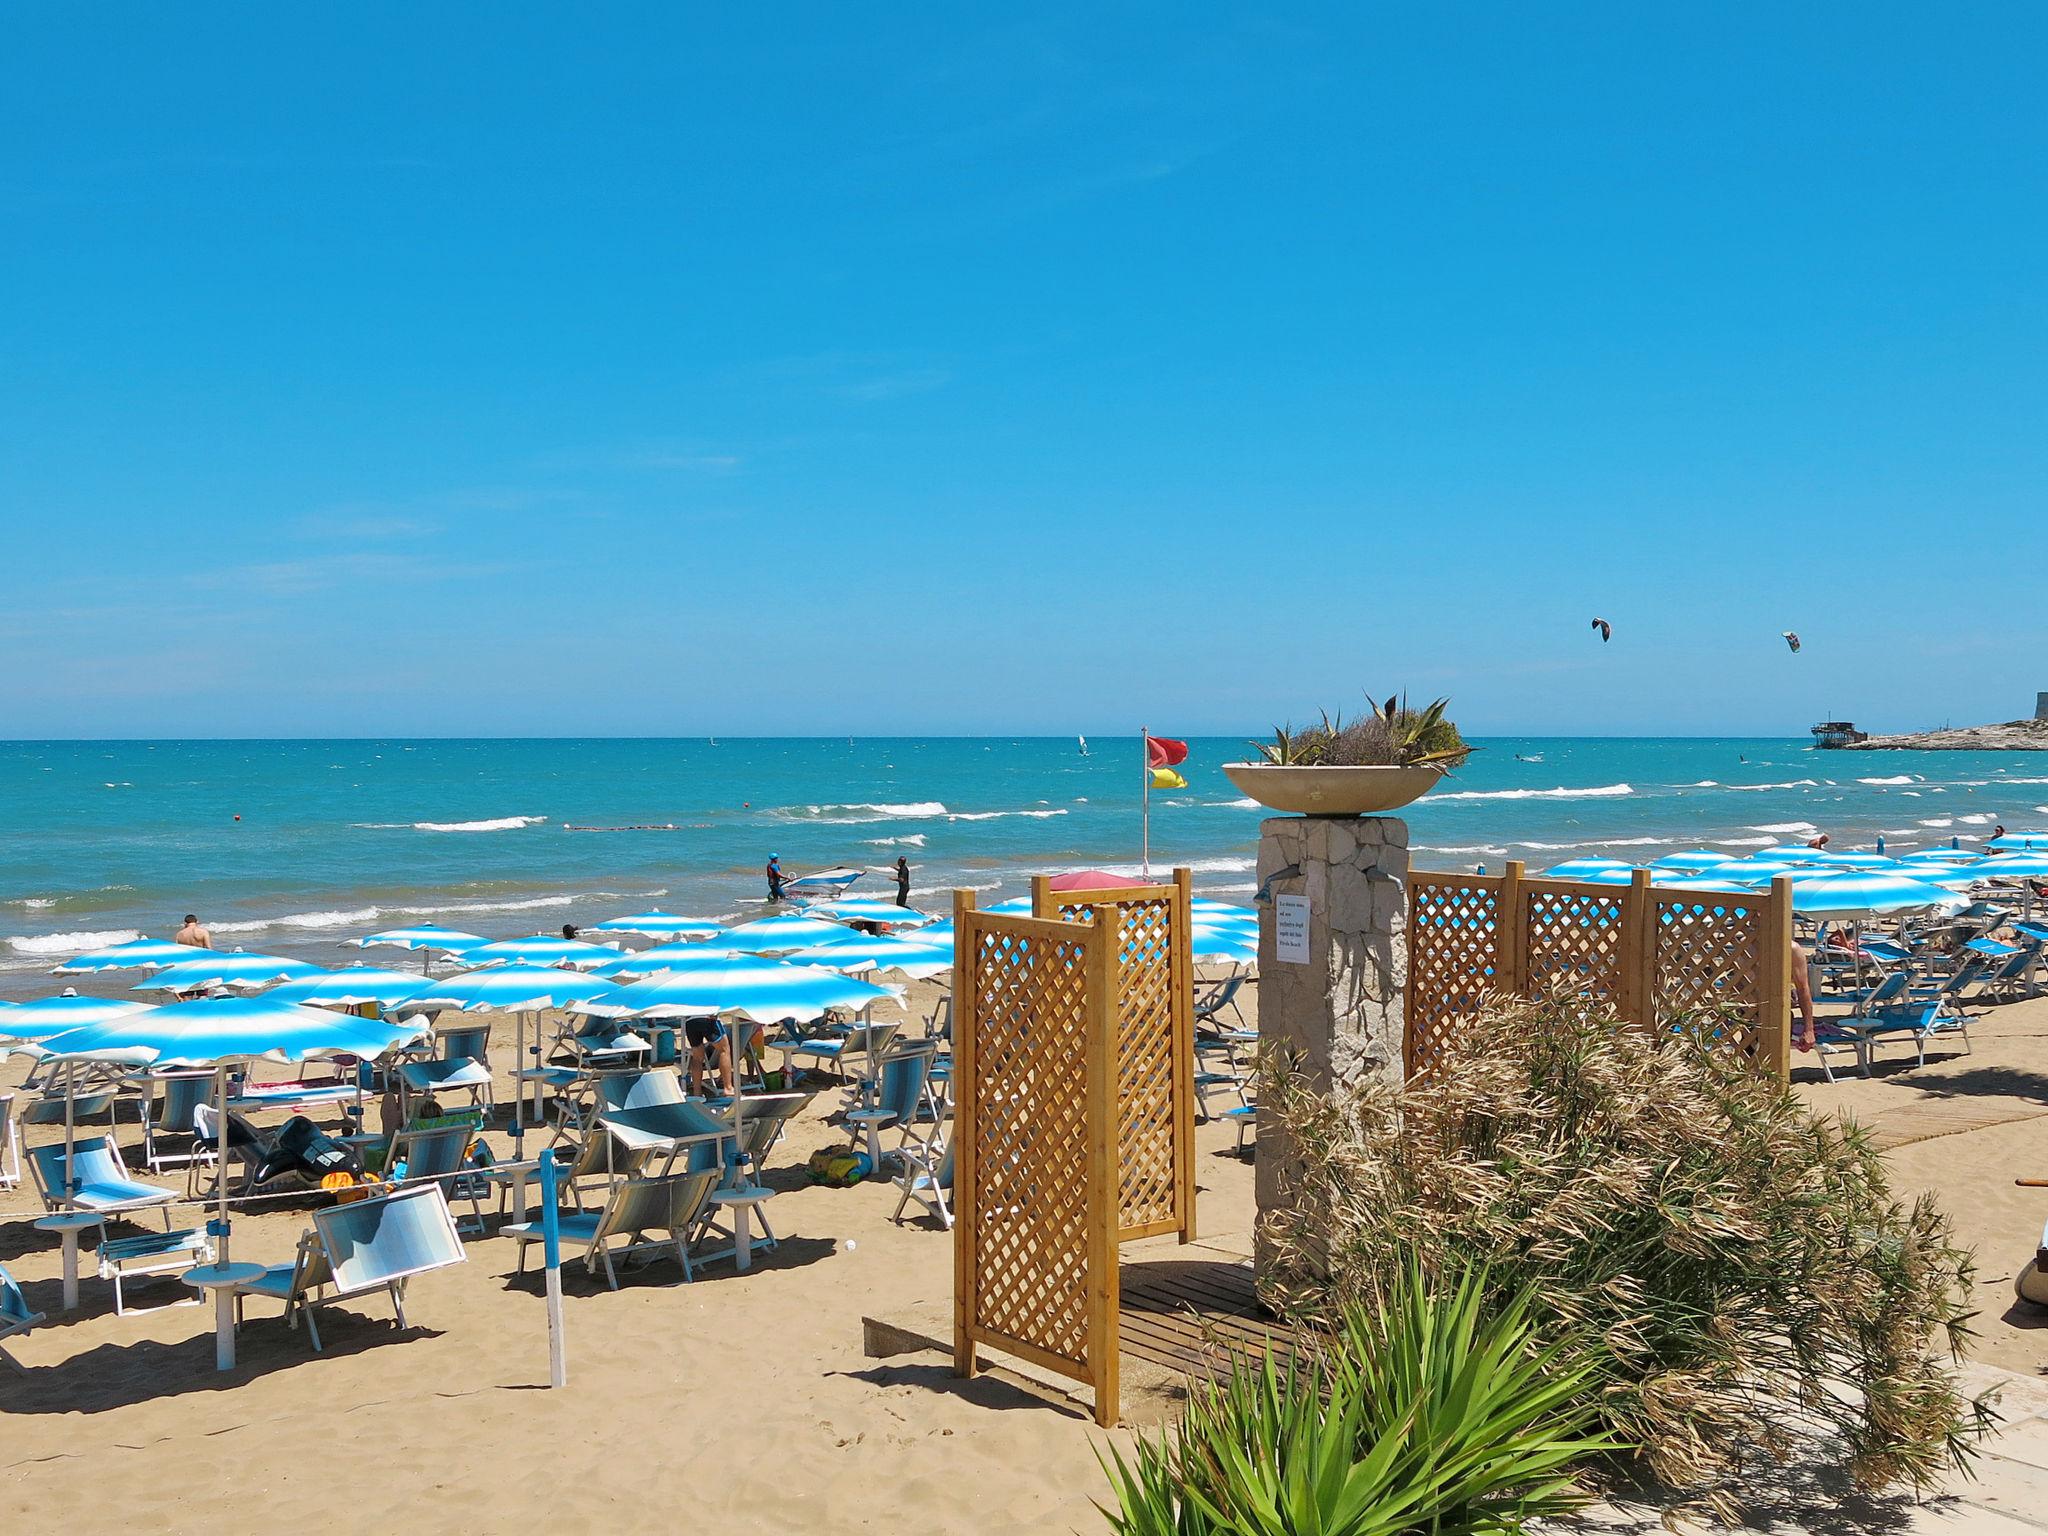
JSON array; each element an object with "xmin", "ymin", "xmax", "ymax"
[
  {"xmin": 7, "ymin": 928, "xmax": 141, "ymax": 957},
  {"xmin": 1430, "ymin": 783, "xmax": 1633, "ymax": 803}
]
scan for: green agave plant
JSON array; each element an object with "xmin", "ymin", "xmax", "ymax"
[
  {"xmin": 1252, "ymin": 694, "xmax": 1473, "ymax": 774},
  {"xmin": 1097, "ymin": 1260, "xmax": 1614, "ymax": 1536}
]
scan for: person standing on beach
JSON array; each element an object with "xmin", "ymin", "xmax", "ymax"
[
  {"xmin": 894, "ymin": 856, "xmax": 912, "ymax": 907},
  {"xmin": 766, "ymin": 855, "xmax": 786, "ymax": 903},
  {"xmin": 174, "ymin": 913, "xmax": 213, "ymax": 950},
  {"xmin": 1791, "ymin": 943, "xmax": 1817, "ymax": 1053}
]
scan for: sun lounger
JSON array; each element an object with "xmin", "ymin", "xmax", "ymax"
[
  {"xmin": 779, "ymin": 1020, "xmax": 899, "ymax": 1084},
  {"xmin": 27, "ymin": 1135, "xmax": 176, "ymax": 1226},
  {"xmin": 1224, "ymin": 1102, "xmax": 1257, "ymax": 1155},
  {"xmin": 19, "ymin": 1089, "xmax": 118, "ymax": 1126},
  {"xmin": 1195, "ymin": 973, "xmax": 1251, "ymax": 1031},
  {"xmin": 230, "ymin": 1183, "xmax": 468, "ymax": 1352},
  {"xmin": 1813, "ymin": 998, "xmax": 1973, "ymax": 1082},
  {"xmin": 397, "ymin": 1056, "xmax": 494, "ymax": 1118},
  {"xmin": 506, "ymin": 1170, "xmax": 718, "ymax": 1288},
  {"xmin": 0, "ymin": 1262, "xmax": 45, "ymax": 1370}
]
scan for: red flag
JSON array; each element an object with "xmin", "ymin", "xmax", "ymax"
[{"xmin": 1146, "ymin": 735, "xmax": 1189, "ymax": 768}]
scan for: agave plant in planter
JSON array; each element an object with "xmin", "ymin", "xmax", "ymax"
[{"xmin": 1224, "ymin": 694, "xmax": 1473, "ymax": 816}]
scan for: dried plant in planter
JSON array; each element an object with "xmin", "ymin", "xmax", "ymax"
[{"xmin": 1256, "ymin": 991, "xmax": 1995, "ymax": 1523}]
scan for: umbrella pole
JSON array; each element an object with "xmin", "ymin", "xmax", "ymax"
[{"xmin": 216, "ymin": 1065, "xmax": 231, "ymax": 1267}]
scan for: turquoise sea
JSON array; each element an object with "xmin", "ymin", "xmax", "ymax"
[{"xmin": 5, "ymin": 736, "xmax": 2047, "ymax": 997}]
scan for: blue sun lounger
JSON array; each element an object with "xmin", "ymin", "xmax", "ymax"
[
  {"xmin": 27, "ymin": 1136, "xmax": 176, "ymax": 1226},
  {"xmin": 0, "ymin": 1263, "xmax": 45, "ymax": 1370}
]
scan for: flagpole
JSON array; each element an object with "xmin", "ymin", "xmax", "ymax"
[{"xmin": 1141, "ymin": 726, "xmax": 1150, "ymax": 879}]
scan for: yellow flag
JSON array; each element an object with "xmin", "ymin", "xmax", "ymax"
[{"xmin": 1149, "ymin": 767, "xmax": 1186, "ymax": 790}]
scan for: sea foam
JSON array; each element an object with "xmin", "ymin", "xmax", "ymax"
[
  {"xmin": 6, "ymin": 928, "xmax": 141, "ymax": 956},
  {"xmin": 1430, "ymin": 782, "xmax": 1633, "ymax": 803}
]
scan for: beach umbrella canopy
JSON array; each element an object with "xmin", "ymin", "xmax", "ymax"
[
  {"xmin": 1781, "ymin": 871, "xmax": 1960, "ymax": 917},
  {"xmin": 266, "ymin": 966, "xmax": 438, "ymax": 1008},
  {"xmin": 1191, "ymin": 928, "xmax": 1258, "ymax": 965},
  {"xmin": 0, "ymin": 990, "xmax": 150, "ymax": 1043},
  {"xmin": 1976, "ymin": 852, "xmax": 2048, "ymax": 879},
  {"xmin": 1540, "ymin": 859, "xmax": 1630, "ymax": 879},
  {"xmin": 135, "ymin": 952, "xmax": 324, "ymax": 993},
  {"xmin": 1747, "ymin": 845, "xmax": 1827, "ymax": 864},
  {"xmin": 787, "ymin": 930, "xmax": 954, "ymax": 980},
  {"xmin": 449, "ymin": 935, "xmax": 621, "ymax": 970},
  {"xmin": 801, "ymin": 899, "xmax": 936, "ymax": 928},
  {"xmin": 1650, "ymin": 850, "xmax": 1734, "ymax": 871},
  {"xmin": 348, "ymin": 924, "xmax": 485, "ymax": 953},
  {"xmin": 38, "ymin": 992, "xmax": 429, "ymax": 1069},
  {"xmin": 587, "ymin": 912, "xmax": 726, "ymax": 940},
  {"xmin": 1988, "ymin": 833, "xmax": 2048, "ymax": 850},
  {"xmin": 721, "ymin": 915, "xmax": 857, "ymax": 954},
  {"xmin": 1811, "ymin": 851, "xmax": 1898, "ymax": 869},
  {"xmin": 588, "ymin": 942, "xmax": 739, "ymax": 979},
  {"xmin": 404, "ymin": 963, "xmax": 622, "ymax": 1013},
  {"xmin": 1190, "ymin": 897, "xmax": 1253, "ymax": 917},
  {"xmin": 1901, "ymin": 848, "xmax": 1982, "ymax": 863},
  {"xmin": 52, "ymin": 937, "xmax": 200, "ymax": 974},
  {"xmin": 576, "ymin": 952, "xmax": 895, "ymax": 1024}
]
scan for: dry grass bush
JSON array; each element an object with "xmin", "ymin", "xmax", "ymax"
[{"xmin": 1256, "ymin": 990, "xmax": 1996, "ymax": 1522}]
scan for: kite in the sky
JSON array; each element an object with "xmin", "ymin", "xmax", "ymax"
[
  {"xmin": 1590, "ymin": 617, "xmax": 1611, "ymax": 643},
  {"xmin": 1782, "ymin": 631, "xmax": 1801, "ymax": 653}
]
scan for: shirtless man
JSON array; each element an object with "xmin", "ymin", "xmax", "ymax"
[
  {"xmin": 174, "ymin": 913, "xmax": 213, "ymax": 950},
  {"xmin": 1791, "ymin": 942, "xmax": 1817, "ymax": 1052}
]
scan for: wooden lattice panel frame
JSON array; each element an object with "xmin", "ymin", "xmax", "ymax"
[
  {"xmin": 952, "ymin": 897, "xmax": 1121, "ymax": 1426},
  {"xmin": 1521, "ymin": 880, "xmax": 1627, "ymax": 1011},
  {"xmin": 1404, "ymin": 873, "xmax": 1503, "ymax": 1078},
  {"xmin": 1653, "ymin": 892, "xmax": 1784, "ymax": 1072},
  {"xmin": 1038, "ymin": 871, "xmax": 1196, "ymax": 1244},
  {"xmin": 1405, "ymin": 865, "xmax": 1793, "ymax": 1080}
]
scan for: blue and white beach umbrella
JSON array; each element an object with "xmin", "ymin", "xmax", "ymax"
[
  {"xmin": 38, "ymin": 994, "xmax": 431, "ymax": 1314},
  {"xmin": 1541, "ymin": 858, "xmax": 1630, "ymax": 879},
  {"xmin": 349, "ymin": 924, "xmax": 485, "ymax": 953},
  {"xmin": 1902, "ymin": 848, "xmax": 1982, "ymax": 864},
  {"xmin": 801, "ymin": 899, "xmax": 936, "ymax": 928},
  {"xmin": 1650, "ymin": 851, "xmax": 1735, "ymax": 872},
  {"xmin": 588, "ymin": 912, "xmax": 726, "ymax": 941},
  {"xmin": 405, "ymin": 963, "xmax": 621, "ymax": 1013},
  {"xmin": 576, "ymin": 951, "xmax": 895, "ymax": 1024},
  {"xmin": 267, "ymin": 966, "xmax": 437, "ymax": 1008},
  {"xmin": 449, "ymin": 935, "xmax": 622, "ymax": 970},
  {"xmin": 588, "ymin": 942, "xmax": 739, "ymax": 980},
  {"xmin": 1812, "ymin": 851, "xmax": 1898, "ymax": 869},
  {"xmin": 1977, "ymin": 852, "xmax": 2048, "ymax": 880},
  {"xmin": 787, "ymin": 930, "xmax": 954, "ymax": 981},
  {"xmin": 1191, "ymin": 928, "xmax": 1258, "ymax": 965},
  {"xmin": 720, "ymin": 915, "xmax": 858, "ymax": 954},
  {"xmin": 136, "ymin": 951, "xmax": 325, "ymax": 993},
  {"xmin": 0, "ymin": 990, "xmax": 149, "ymax": 1044},
  {"xmin": 1781, "ymin": 870, "xmax": 1960, "ymax": 917},
  {"xmin": 53, "ymin": 937, "xmax": 201, "ymax": 974},
  {"xmin": 1989, "ymin": 833, "xmax": 2048, "ymax": 851}
]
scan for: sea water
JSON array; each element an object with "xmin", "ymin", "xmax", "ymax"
[{"xmin": 4, "ymin": 736, "xmax": 2045, "ymax": 995}]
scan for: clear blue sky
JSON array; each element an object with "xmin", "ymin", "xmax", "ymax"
[{"xmin": 2, "ymin": 6, "xmax": 2041, "ymax": 739}]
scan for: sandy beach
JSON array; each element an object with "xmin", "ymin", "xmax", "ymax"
[{"xmin": 4, "ymin": 966, "xmax": 2047, "ymax": 1534}]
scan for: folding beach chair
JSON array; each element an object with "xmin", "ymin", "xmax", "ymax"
[
  {"xmin": 137, "ymin": 1069, "xmax": 215, "ymax": 1177},
  {"xmin": 1194, "ymin": 972, "xmax": 1251, "ymax": 1032},
  {"xmin": 0, "ymin": 1262, "xmax": 45, "ymax": 1371},
  {"xmin": 231, "ymin": 1182, "xmax": 468, "ymax": 1352},
  {"xmin": 1224, "ymin": 1102, "xmax": 1258, "ymax": 1156},
  {"xmin": 27, "ymin": 1135, "xmax": 176, "ymax": 1226},
  {"xmin": 191, "ymin": 1102, "xmax": 272, "ymax": 1199},
  {"xmin": 387, "ymin": 1121, "xmax": 490, "ymax": 1235},
  {"xmin": 19, "ymin": 1089, "xmax": 118, "ymax": 1126},
  {"xmin": 779, "ymin": 1020, "xmax": 899, "ymax": 1086},
  {"xmin": 0, "ymin": 1093, "xmax": 19, "ymax": 1191},
  {"xmin": 97, "ymin": 1227, "xmax": 215, "ymax": 1315},
  {"xmin": 396, "ymin": 1056, "xmax": 493, "ymax": 1119},
  {"xmin": 845, "ymin": 1041, "xmax": 938, "ymax": 1171},
  {"xmin": 891, "ymin": 1126, "xmax": 954, "ymax": 1231},
  {"xmin": 506, "ymin": 1169, "xmax": 719, "ymax": 1288}
]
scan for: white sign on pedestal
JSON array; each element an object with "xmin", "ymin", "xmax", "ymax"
[{"xmin": 1273, "ymin": 894, "xmax": 1310, "ymax": 964}]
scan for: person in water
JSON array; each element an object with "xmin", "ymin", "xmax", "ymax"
[
  {"xmin": 1805, "ymin": 831, "xmax": 1830, "ymax": 850},
  {"xmin": 174, "ymin": 913, "xmax": 213, "ymax": 950},
  {"xmin": 561, "ymin": 923, "xmax": 578, "ymax": 941},
  {"xmin": 766, "ymin": 855, "xmax": 786, "ymax": 902},
  {"xmin": 894, "ymin": 856, "xmax": 912, "ymax": 906}
]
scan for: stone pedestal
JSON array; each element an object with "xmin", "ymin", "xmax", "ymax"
[{"xmin": 1252, "ymin": 815, "xmax": 1409, "ymax": 1283}]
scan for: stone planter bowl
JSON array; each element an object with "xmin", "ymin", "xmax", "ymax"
[{"xmin": 1222, "ymin": 762, "xmax": 1443, "ymax": 817}]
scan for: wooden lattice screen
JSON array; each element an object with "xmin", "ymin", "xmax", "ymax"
[
  {"xmin": 1033, "ymin": 868, "xmax": 1197, "ymax": 1244},
  {"xmin": 952, "ymin": 896, "xmax": 1121, "ymax": 1426},
  {"xmin": 1406, "ymin": 863, "xmax": 1793, "ymax": 1079}
]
